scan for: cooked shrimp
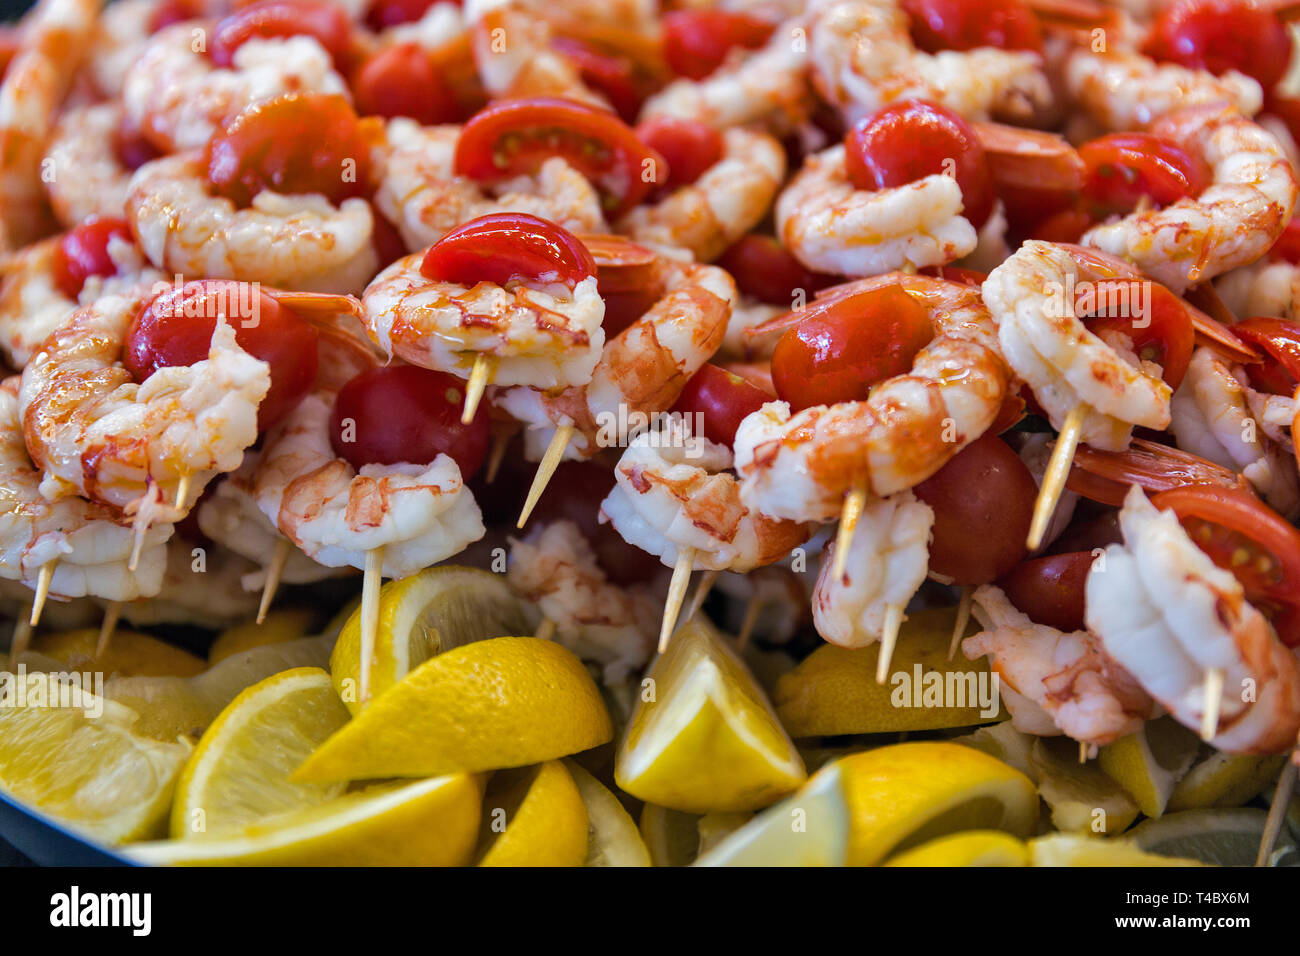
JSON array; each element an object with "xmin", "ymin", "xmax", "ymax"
[
  {"xmin": 43, "ymin": 102, "xmax": 136, "ymax": 228},
  {"xmin": 113, "ymin": 535, "xmax": 260, "ymax": 629},
  {"xmin": 721, "ymin": 296, "xmax": 785, "ymax": 359},
  {"xmin": 1215, "ymin": 259, "xmax": 1300, "ymax": 320},
  {"xmin": 492, "ymin": 247, "xmax": 733, "ymax": 459},
  {"xmin": 981, "ymin": 241, "xmax": 1172, "ymax": 451},
  {"xmin": 252, "ymin": 390, "xmax": 486, "ymax": 578},
  {"xmin": 1087, "ymin": 487, "xmax": 1300, "ymax": 753},
  {"xmin": 360, "ymin": 249, "xmax": 606, "ymax": 390},
  {"xmin": 616, "ymin": 128, "xmax": 785, "ymax": 263},
  {"xmin": 370, "ymin": 119, "xmax": 607, "ymax": 253},
  {"xmin": 1082, "ymin": 108, "xmax": 1297, "ymax": 291},
  {"xmin": 0, "ymin": 377, "xmax": 169, "ymax": 604},
  {"xmin": 600, "ymin": 419, "xmax": 812, "ymax": 572},
  {"xmin": 963, "ymin": 583, "xmax": 1158, "ymax": 747},
  {"xmin": 469, "ymin": 3, "xmax": 607, "ymax": 105},
  {"xmin": 1170, "ymin": 346, "xmax": 1299, "ymax": 517},
  {"xmin": 0, "ymin": 0, "xmax": 99, "ymax": 250},
  {"xmin": 127, "ymin": 153, "xmax": 379, "ymax": 295},
  {"xmin": 122, "ymin": 25, "xmax": 350, "ymax": 152},
  {"xmin": 638, "ymin": 16, "xmax": 814, "ymax": 133},
  {"xmin": 811, "ymin": 490, "xmax": 932, "ymax": 648},
  {"xmin": 507, "ymin": 519, "xmax": 658, "ymax": 683},
  {"xmin": 1063, "ymin": 48, "xmax": 1262, "ymax": 132},
  {"xmin": 808, "ymin": 0, "xmax": 1051, "ymax": 125},
  {"xmin": 776, "ymin": 143, "xmax": 977, "ymax": 277},
  {"xmin": 734, "ymin": 273, "xmax": 1009, "ymax": 521},
  {"xmin": 86, "ymin": 0, "xmax": 173, "ymax": 100},
  {"xmin": 18, "ymin": 289, "xmax": 270, "ymax": 512},
  {"xmin": 0, "ymin": 232, "xmax": 162, "ymax": 368}
]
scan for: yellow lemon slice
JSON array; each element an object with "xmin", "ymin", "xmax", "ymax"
[
  {"xmin": 32, "ymin": 628, "xmax": 205, "ymax": 677},
  {"xmin": 883, "ymin": 830, "xmax": 1029, "ymax": 866},
  {"xmin": 1032, "ymin": 737, "xmax": 1139, "ymax": 836},
  {"xmin": 1097, "ymin": 717, "xmax": 1200, "ymax": 818},
  {"xmin": 564, "ymin": 761, "xmax": 651, "ymax": 867},
  {"xmin": 1167, "ymin": 750, "xmax": 1288, "ymax": 812},
  {"xmin": 475, "ymin": 761, "xmax": 589, "ymax": 867},
  {"xmin": 1028, "ymin": 833, "xmax": 1203, "ymax": 867},
  {"xmin": 207, "ymin": 608, "xmax": 317, "ymax": 664}
]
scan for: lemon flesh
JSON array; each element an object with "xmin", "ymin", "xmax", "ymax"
[
  {"xmin": 564, "ymin": 761, "xmax": 651, "ymax": 867},
  {"xmin": 295, "ymin": 637, "xmax": 612, "ymax": 782},
  {"xmin": 884, "ymin": 830, "xmax": 1029, "ymax": 867},
  {"xmin": 1032, "ymin": 737, "xmax": 1139, "ymax": 836},
  {"xmin": 476, "ymin": 761, "xmax": 589, "ymax": 867},
  {"xmin": 208, "ymin": 608, "xmax": 317, "ymax": 664},
  {"xmin": 1029, "ymin": 833, "xmax": 1204, "ymax": 866},
  {"xmin": 32, "ymin": 628, "xmax": 204, "ymax": 677},
  {"xmin": 1167, "ymin": 750, "xmax": 1287, "ymax": 812},
  {"xmin": 640, "ymin": 804, "xmax": 704, "ymax": 867},
  {"xmin": 171, "ymin": 667, "xmax": 350, "ymax": 838},
  {"xmin": 615, "ymin": 617, "xmax": 805, "ymax": 814}
]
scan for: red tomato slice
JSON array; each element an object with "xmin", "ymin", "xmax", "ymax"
[
  {"xmin": 209, "ymin": 0, "xmax": 352, "ymax": 69},
  {"xmin": 1152, "ymin": 484, "xmax": 1300, "ymax": 645},
  {"xmin": 634, "ymin": 117, "xmax": 723, "ymax": 197},
  {"xmin": 206, "ymin": 93, "xmax": 371, "ymax": 207},
  {"xmin": 1077, "ymin": 278, "xmax": 1195, "ymax": 388},
  {"xmin": 1143, "ymin": 0, "xmax": 1292, "ymax": 91},
  {"xmin": 901, "ymin": 0, "xmax": 1042, "ymax": 53},
  {"xmin": 913, "ymin": 432, "xmax": 1038, "ymax": 585},
  {"xmin": 330, "ymin": 364, "xmax": 489, "ymax": 478},
  {"xmin": 770, "ymin": 282, "xmax": 934, "ymax": 410},
  {"xmin": 670, "ymin": 363, "xmax": 770, "ymax": 448},
  {"xmin": 353, "ymin": 43, "xmax": 461, "ymax": 125},
  {"xmin": 1079, "ymin": 133, "xmax": 1211, "ymax": 215},
  {"xmin": 51, "ymin": 217, "xmax": 133, "ymax": 299},
  {"xmin": 453, "ymin": 97, "xmax": 657, "ymax": 218},
  {"xmin": 1066, "ymin": 438, "xmax": 1245, "ymax": 507},
  {"xmin": 1267, "ymin": 214, "xmax": 1300, "ymax": 264},
  {"xmin": 420, "ymin": 212, "xmax": 596, "ymax": 288},
  {"xmin": 717, "ymin": 235, "xmax": 838, "ymax": 306},
  {"xmin": 1231, "ymin": 317, "xmax": 1300, "ymax": 396},
  {"xmin": 124, "ymin": 280, "xmax": 318, "ymax": 431},
  {"xmin": 844, "ymin": 99, "xmax": 994, "ymax": 229},
  {"xmin": 662, "ymin": 10, "xmax": 774, "ymax": 80},
  {"xmin": 998, "ymin": 551, "xmax": 1094, "ymax": 632}
]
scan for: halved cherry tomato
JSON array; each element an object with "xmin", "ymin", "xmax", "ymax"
[
  {"xmin": 553, "ymin": 37, "xmax": 651, "ymax": 123},
  {"xmin": 330, "ymin": 364, "xmax": 489, "ymax": 478},
  {"xmin": 1077, "ymin": 279, "xmax": 1195, "ymax": 388},
  {"xmin": 1232, "ymin": 316, "xmax": 1300, "ymax": 395},
  {"xmin": 998, "ymin": 551, "xmax": 1094, "ymax": 632},
  {"xmin": 353, "ymin": 43, "xmax": 460, "ymax": 125},
  {"xmin": 453, "ymin": 97, "xmax": 657, "ymax": 217},
  {"xmin": 209, "ymin": 1, "xmax": 352, "ymax": 69},
  {"xmin": 901, "ymin": 0, "xmax": 1042, "ymax": 53},
  {"xmin": 1266, "ymin": 214, "xmax": 1300, "ymax": 264},
  {"xmin": 634, "ymin": 117, "xmax": 723, "ymax": 197},
  {"xmin": 124, "ymin": 280, "xmax": 318, "ymax": 431},
  {"xmin": 670, "ymin": 363, "xmax": 770, "ymax": 448},
  {"xmin": 206, "ymin": 93, "xmax": 371, "ymax": 207},
  {"xmin": 1079, "ymin": 133, "xmax": 1211, "ymax": 215},
  {"xmin": 662, "ymin": 10, "xmax": 774, "ymax": 80},
  {"xmin": 1066, "ymin": 438, "xmax": 1244, "ymax": 506},
  {"xmin": 913, "ymin": 432, "xmax": 1038, "ymax": 585},
  {"xmin": 770, "ymin": 282, "xmax": 934, "ymax": 410},
  {"xmin": 1152, "ymin": 484, "xmax": 1300, "ymax": 645},
  {"xmin": 365, "ymin": 0, "xmax": 443, "ymax": 30},
  {"xmin": 1143, "ymin": 0, "xmax": 1292, "ymax": 91},
  {"xmin": 420, "ymin": 212, "xmax": 595, "ymax": 288},
  {"xmin": 717, "ymin": 235, "xmax": 838, "ymax": 306},
  {"xmin": 51, "ymin": 217, "xmax": 133, "ymax": 299},
  {"xmin": 844, "ymin": 99, "xmax": 994, "ymax": 229}
]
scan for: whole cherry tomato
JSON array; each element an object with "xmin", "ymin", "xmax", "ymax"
[
  {"xmin": 662, "ymin": 10, "xmax": 773, "ymax": 80},
  {"xmin": 998, "ymin": 551, "xmax": 1095, "ymax": 631},
  {"xmin": 353, "ymin": 43, "xmax": 460, "ymax": 125},
  {"xmin": 209, "ymin": 1, "xmax": 352, "ymax": 68},
  {"xmin": 635, "ymin": 117, "xmax": 724, "ymax": 197},
  {"xmin": 901, "ymin": 0, "xmax": 1042, "ymax": 53},
  {"xmin": 717, "ymin": 235, "xmax": 838, "ymax": 306},
  {"xmin": 670, "ymin": 363, "xmax": 771, "ymax": 448},
  {"xmin": 51, "ymin": 217, "xmax": 133, "ymax": 299},
  {"xmin": 1143, "ymin": 0, "xmax": 1292, "ymax": 91},
  {"xmin": 553, "ymin": 37, "xmax": 654, "ymax": 123},
  {"xmin": 1080, "ymin": 133, "xmax": 1210, "ymax": 215},
  {"xmin": 420, "ymin": 213, "xmax": 596, "ymax": 288}
]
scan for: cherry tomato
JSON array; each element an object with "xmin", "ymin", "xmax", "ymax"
[
  {"xmin": 901, "ymin": 0, "xmax": 1042, "ymax": 53},
  {"xmin": 634, "ymin": 117, "xmax": 723, "ymax": 197},
  {"xmin": 51, "ymin": 217, "xmax": 133, "ymax": 299},
  {"xmin": 124, "ymin": 280, "xmax": 318, "ymax": 431},
  {"xmin": 998, "ymin": 551, "xmax": 1094, "ymax": 631},
  {"xmin": 919, "ymin": 264, "xmax": 987, "ymax": 287},
  {"xmin": 771, "ymin": 282, "xmax": 933, "ymax": 410},
  {"xmin": 330, "ymin": 364, "xmax": 489, "ymax": 477},
  {"xmin": 1066, "ymin": 438, "xmax": 1244, "ymax": 507},
  {"xmin": 999, "ymin": 181, "xmax": 1079, "ymax": 240},
  {"xmin": 1231, "ymin": 316, "xmax": 1300, "ymax": 395},
  {"xmin": 1026, "ymin": 203, "xmax": 1094, "ymax": 243},
  {"xmin": 210, "ymin": 1, "xmax": 352, "ymax": 69},
  {"xmin": 1152, "ymin": 484, "xmax": 1300, "ymax": 645},
  {"xmin": 1143, "ymin": 0, "xmax": 1291, "ymax": 91},
  {"xmin": 453, "ymin": 97, "xmax": 657, "ymax": 217},
  {"xmin": 147, "ymin": 0, "xmax": 202, "ymax": 31},
  {"xmin": 553, "ymin": 37, "xmax": 651, "ymax": 123},
  {"xmin": 1077, "ymin": 278, "xmax": 1195, "ymax": 388},
  {"xmin": 353, "ymin": 43, "xmax": 460, "ymax": 125},
  {"xmin": 844, "ymin": 99, "xmax": 994, "ymax": 229},
  {"xmin": 370, "ymin": 203, "xmax": 408, "ymax": 269},
  {"xmin": 420, "ymin": 212, "xmax": 596, "ymax": 288},
  {"xmin": 913, "ymin": 432, "xmax": 1038, "ymax": 585},
  {"xmin": 113, "ymin": 122, "xmax": 163, "ymax": 171},
  {"xmin": 1267, "ymin": 214, "xmax": 1300, "ymax": 264},
  {"xmin": 670, "ymin": 363, "xmax": 770, "ymax": 448},
  {"xmin": 1047, "ymin": 509, "xmax": 1122, "ymax": 556},
  {"xmin": 716, "ymin": 235, "xmax": 837, "ymax": 306},
  {"xmin": 206, "ymin": 93, "xmax": 371, "ymax": 207},
  {"xmin": 1079, "ymin": 133, "xmax": 1211, "ymax": 216},
  {"xmin": 662, "ymin": 10, "xmax": 774, "ymax": 80},
  {"xmin": 365, "ymin": 0, "xmax": 443, "ymax": 30}
]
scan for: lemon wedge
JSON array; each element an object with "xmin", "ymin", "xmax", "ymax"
[
  {"xmin": 330, "ymin": 566, "xmax": 538, "ymax": 713},
  {"xmin": 170, "ymin": 668, "xmax": 350, "ymax": 838},
  {"xmin": 1167, "ymin": 750, "xmax": 1288, "ymax": 812},
  {"xmin": 952, "ymin": 720, "xmax": 1038, "ymax": 783},
  {"xmin": 615, "ymin": 617, "xmax": 805, "ymax": 814},
  {"xmin": 1128, "ymin": 807, "xmax": 1297, "ymax": 866},
  {"xmin": 1029, "ymin": 833, "xmax": 1203, "ymax": 866},
  {"xmin": 294, "ymin": 637, "xmax": 611, "ymax": 782},
  {"xmin": 884, "ymin": 830, "xmax": 1029, "ymax": 866},
  {"xmin": 640, "ymin": 804, "xmax": 705, "ymax": 867},
  {"xmin": 564, "ymin": 761, "xmax": 651, "ymax": 867},
  {"xmin": 207, "ymin": 608, "xmax": 317, "ymax": 664},
  {"xmin": 475, "ymin": 761, "xmax": 589, "ymax": 867},
  {"xmin": 31, "ymin": 628, "xmax": 206, "ymax": 677},
  {"xmin": 773, "ymin": 607, "xmax": 998, "ymax": 737},
  {"xmin": 1032, "ymin": 737, "xmax": 1139, "ymax": 836},
  {"xmin": 1097, "ymin": 717, "xmax": 1199, "ymax": 818}
]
